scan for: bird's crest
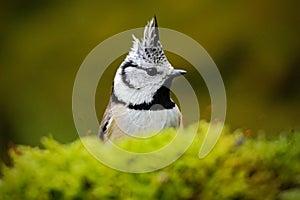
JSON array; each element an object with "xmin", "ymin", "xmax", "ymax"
[{"xmin": 127, "ymin": 16, "xmax": 168, "ymax": 65}]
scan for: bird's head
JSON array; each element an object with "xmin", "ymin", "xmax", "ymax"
[{"xmin": 113, "ymin": 16, "xmax": 186, "ymax": 105}]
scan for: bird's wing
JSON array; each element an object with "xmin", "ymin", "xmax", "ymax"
[{"xmin": 98, "ymin": 98, "xmax": 113, "ymax": 141}]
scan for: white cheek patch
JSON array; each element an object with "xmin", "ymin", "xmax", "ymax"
[
  {"xmin": 125, "ymin": 67, "xmax": 148, "ymax": 88},
  {"xmin": 114, "ymin": 63, "xmax": 171, "ymax": 105}
]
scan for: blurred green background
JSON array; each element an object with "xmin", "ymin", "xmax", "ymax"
[{"xmin": 0, "ymin": 0, "xmax": 299, "ymax": 162}]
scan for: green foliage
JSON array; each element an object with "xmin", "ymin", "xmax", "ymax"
[{"xmin": 1, "ymin": 121, "xmax": 300, "ymax": 200}]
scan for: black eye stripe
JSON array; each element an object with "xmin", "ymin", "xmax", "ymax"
[
  {"xmin": 121, "ymin": 60, "xmax": 138, "ymax": 70},
  {"xmin": 121, "ymin": 60, "xmax": 137, "ymax": 89},
  {"xmin": 121, "ymin": 60, "xmax": 161, "ymax": 76}
]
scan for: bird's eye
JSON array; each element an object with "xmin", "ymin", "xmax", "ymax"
[{"xmin": 146, "ymin": 68, "xmax": 158, "ymax": 76}]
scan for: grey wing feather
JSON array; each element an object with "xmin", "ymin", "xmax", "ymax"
[{"xmin": 98, "ymin": 99, "xmax": 113, "ymax": 141}]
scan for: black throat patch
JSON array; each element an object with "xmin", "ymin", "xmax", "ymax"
[{"xmin": 128, "ymin": 78, "xmax": 175, "ymax": 111}]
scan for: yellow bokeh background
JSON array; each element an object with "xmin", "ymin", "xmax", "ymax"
[{"xmin": 0, "ymin": 0, "xmax": 299, "ymax": 161}]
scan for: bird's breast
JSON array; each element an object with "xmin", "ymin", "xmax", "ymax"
[{"xmin": 112, "ymin": 105, "xmax": 180, "ymax": 138}]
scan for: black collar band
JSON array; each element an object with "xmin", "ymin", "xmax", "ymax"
[{"xmin": 111, "ymin": 79, "xmax": 175, "ymax": 111}]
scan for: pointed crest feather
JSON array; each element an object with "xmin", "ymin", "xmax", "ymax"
[{"xmin": 127, "ymin": 17, "xmax": 168, "ymax": 65}]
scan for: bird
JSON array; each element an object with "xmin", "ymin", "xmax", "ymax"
[{"xmin": 98, "ymin": 16, "xmax": 186, "ymax": 142}]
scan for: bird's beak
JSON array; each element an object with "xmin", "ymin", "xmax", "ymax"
[{"xmin": 170, "ymin": 69, "xmax": 187, "ymax": 77}]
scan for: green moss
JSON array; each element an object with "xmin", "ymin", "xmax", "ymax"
[{"xmin": 1, "ymin": 121, "xmax": 300, "ymax": 200}]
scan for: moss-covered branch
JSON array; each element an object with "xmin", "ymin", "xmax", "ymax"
[{"xmin": 0, "ymin": 121, "xmax": 300, "ymax": 200}]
